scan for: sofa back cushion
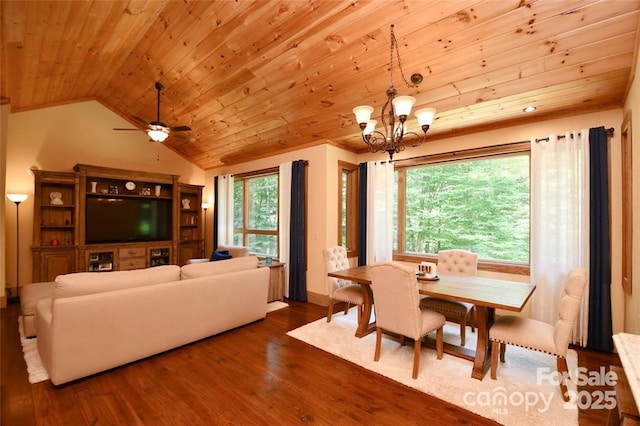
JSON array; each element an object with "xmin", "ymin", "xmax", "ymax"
[
  {"xmin": 180, "ymin": 255, "xmax": 259, "ymax": 280},
  {"xmin": 216, "ymin": 245, "xmax": 249, "ymax": 258},
  {"xmin": 53, "ymin": 265, "xmax": 181, "ymax": 300}
]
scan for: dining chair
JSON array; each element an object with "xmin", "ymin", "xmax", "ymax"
[
  {"xmin": 420, "ymin": 249, "xmax": 477, "ymax": 346},
  {"xmin": 489, "ymin": 267, "xmax": 587, "ymax": 401},
  {"xmin": 323, "ymin": 246, "xmax": 365, "ymax": 323},
  {"xmin": 370, "ymin": 262, "xmax": 446, "ymax": 379}
]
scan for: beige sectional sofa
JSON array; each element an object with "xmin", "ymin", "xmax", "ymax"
[{"xmin": 35, "ymin": 256, "xmax": 269, "ymax": 385}]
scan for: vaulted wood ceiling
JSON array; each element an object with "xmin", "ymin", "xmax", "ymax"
[{"xmin": 2, "ymin": 0, "xmax": 639, "ymax": 169}]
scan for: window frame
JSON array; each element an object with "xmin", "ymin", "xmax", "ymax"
[
  {"xmin": 393, "ymin": 142, "xmax": 531, "ymax": 276},
  {"xmin": 338, "ymin": 161, "xmax": 359, "ymax": 258},
  {"xmin": 233, "ymin": 167, "xmax": 279, "ymax": 257}
]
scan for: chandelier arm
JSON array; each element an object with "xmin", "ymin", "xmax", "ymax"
[{"xmin": 398, "ymin": 131, "xmax": 425, "ymax": 147}]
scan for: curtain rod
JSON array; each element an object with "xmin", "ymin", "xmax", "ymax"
[{"xmin": 534, "ymin": 127, "xmax": 614, "ymax": 143}]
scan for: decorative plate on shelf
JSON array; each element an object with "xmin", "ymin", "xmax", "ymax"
[{"xmin": 125, "ymin": 181, "xmax": 136, "ymax": 191}]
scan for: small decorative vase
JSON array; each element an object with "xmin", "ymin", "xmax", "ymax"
[{"xmin": 90, "ymin": 181, "xmax": 98, "ymax": 193}]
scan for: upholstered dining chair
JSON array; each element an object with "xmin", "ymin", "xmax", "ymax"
[
  {"xmin": 489, "ymin": 267, "xmax": 587, "ymax": 401},
  {"xmin": 420, "ymin": 249, "xmax": 478, "ymax": 346},
  {"xmin": 370, "ymin": 262, "xmax": 446, "ymax": 379},
  {"xmin": 323, "ymin": 246, "xmax": 365, "ymax": 323}
]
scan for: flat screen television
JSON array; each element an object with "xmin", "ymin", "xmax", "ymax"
[{"xmin": 86, "ymin": 197, "xmax": 172, "ymax": 244}]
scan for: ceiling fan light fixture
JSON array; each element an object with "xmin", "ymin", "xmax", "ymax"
[{"xmin": 148, "ymin": 126, "xmax": 169, "ymax": 142}]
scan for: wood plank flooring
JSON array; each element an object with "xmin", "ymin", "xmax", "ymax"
[{"xmin": 1, "ymin": 300, "xmax": 620, "ymax": 425}]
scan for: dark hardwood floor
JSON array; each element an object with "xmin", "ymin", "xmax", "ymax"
[{"xmin": 1, "ymin": 300, "xmax": 620, "ymax": 425}]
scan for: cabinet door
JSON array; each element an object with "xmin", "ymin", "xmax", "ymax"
[
  {"xmin": 178, "ymin": 243, "xmax": 202, "ymax": 266},
  {"xmin": 39, "ymin": 250, "xmax": 75, "ymax": 282}
]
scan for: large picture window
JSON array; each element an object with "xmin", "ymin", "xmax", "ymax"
[
  {"xmin": 395, "ymin": 143, "xmax": 530, "ymax": 272},
  {"xmin": 233, "ymin": 171, "xmax": 279, "ymax": 256}
]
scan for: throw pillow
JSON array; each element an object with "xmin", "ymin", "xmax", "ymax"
[{"xmin": 210, "ymin": 250, "xmax": 232, "ymax": 262}]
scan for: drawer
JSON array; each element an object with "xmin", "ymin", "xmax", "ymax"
[
  {"xmin": 119, "ymin": 257, "xmax": 146, "ymax": 271},
  {"xmin": 119, "ymin": 247, "xmax": 146, "ymax": 258}
]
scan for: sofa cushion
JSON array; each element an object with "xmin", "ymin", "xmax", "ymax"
[
  {"xmin": 181, "ymin": 255, "xmax": 259, "ymax": 280},
  {"xmin": 216, "ymin": 245, "xmax": 249, "ymax": 258},
  {"xmin": 53, "ymin": 265, "xmax": 181, "ymax": 300}
]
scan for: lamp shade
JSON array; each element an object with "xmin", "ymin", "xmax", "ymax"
[
  {"xmin": 148, "ymin": 128, "xmax": 169, "ymax": 142},
  {"xmin": 7, "ymin": 193, "xmax": 28, "ymax": 203},
  {"xmin": 391, "ymin": 96, "xmax": 416, "ymax": 116},
  {"xmin": 352, "ymin": 105, "xmax": 374, "ymax": 125},
  {"xmin": 363, "ymin": 120, "xmax": 377, "ymax": 135},
  {"xmin": 415, "ymin": 107, "xmax": 437, "ymax": 126}
]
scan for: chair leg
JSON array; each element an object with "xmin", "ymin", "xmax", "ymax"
[
  {"xmin": 412, "ymin": 338, "xmax": 421, "ymax": 379},
  {"xmin": 499, "ymin": 342, "xmax": 506, "ymax": 363},
  {"xmin": 400, "ymin": 336, "xmax": 406, "ymax": 347},
  {"xmin": 343, "ymin": 302, "xmax": 350, "ymax": 315},
  {"xmin": 326, "ymin": 298, "xmax": 335, "ymax": 322},
  {"xmin": 459, "ymin": 316, "xmax": 466, "ymax": 347},
  {"xmin": 374, "ymin": 328, "xmax": 383, "ymax": 362},
  {"xmin": 490, "ymin": 341, "xmax": 499, "ymax": 379},
  {"xmin": 557, "ymin": 356, "xmax": 570, "ymax": 402},
  {"xmin": 436, "ymin": 327, "xmax": 443, "ymax": 359}
]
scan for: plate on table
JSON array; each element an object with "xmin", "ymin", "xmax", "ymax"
[{"xmin": 417, "ymin": 274, "xmax": 439, "ymax": 281}]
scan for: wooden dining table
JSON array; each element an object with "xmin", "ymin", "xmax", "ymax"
[{"xmin": 327, "ymin": 265, "xmax": 536, "ymax": 380}]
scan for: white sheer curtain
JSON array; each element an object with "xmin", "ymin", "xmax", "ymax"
[
  {"xmin": 366, "ymin": 161, "xmax": 394, "ymax": 264},
  {"xmin": 530, "ymin": 130, "xmax": 590, "ymax": 345},
  {"xmin": 216, "ymin": 174, "xmax": 234, "ymax": 247},
  {"xmin": 278, "ymin": 162, "xmax": 291, "ymax": 298}
]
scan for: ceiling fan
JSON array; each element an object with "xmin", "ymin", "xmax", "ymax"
[{"xmin": 113, "ymin": 82, "xmax": 193, "ymax": 142}]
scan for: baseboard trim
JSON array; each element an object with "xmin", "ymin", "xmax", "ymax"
[{"xmin": 306, "ymin": 291, "xmax": 329, "ymax": 307}]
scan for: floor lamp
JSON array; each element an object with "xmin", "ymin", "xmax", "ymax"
[
  {"xmin": 201, "ymin": 202, "xmax": 210, "ymax": 257},
  {"xmin": 7, "ymin": 193, "xmax": 28, "ymax": 302}
]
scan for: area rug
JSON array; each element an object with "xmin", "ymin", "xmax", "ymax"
[
  {"xmin": 266, "ymin": 301, "xmax": 289, "ymax": 313},
  {"xmin": 287, "ymin": 309, "xmax": 578, "ymax": 426},
  {"xmin": 18, "ymin": 317, "xmax": 49, "ymax": 384}
]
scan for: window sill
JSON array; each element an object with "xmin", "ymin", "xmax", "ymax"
[{"xmin": 393, "ymin": 252, "xmax": 530, "ymax": 276}]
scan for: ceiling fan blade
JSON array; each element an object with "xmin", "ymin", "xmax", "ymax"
[
  {"xmin": 170, "ymin": 125, "xmax": 192, "ymax": 132},
  {"xmin": 131, "ymin": 115, "xmax": 150, "ymax": 127},
  {"xmin": 173, "ymin": 133, "xmax": 195, "ymax": 142}
]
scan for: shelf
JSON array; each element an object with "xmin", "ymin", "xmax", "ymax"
[
  {"xmin": 86, "ymin": 193, "xmax": 172, "ymax": 200},
  {"xmin": 41, "ymin": 204, "xmax": 75, "ymax": 208}
]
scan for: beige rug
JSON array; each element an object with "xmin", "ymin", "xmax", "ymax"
[
  {"xmin": 18, "ymin": 317, "xmax": 49, "ymax": 384},
  {"xmin": 287, "ymin": 308, "xmax": 579, "ymax": 426}
]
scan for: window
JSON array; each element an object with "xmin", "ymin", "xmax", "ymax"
[
  {"xmin": 338, "ymin": 161, "xmax": 358, "ymax": 257},
  {"xmin": 394, "ymin": 143, "xmax": 530, "ymax": 272},
  {"xmin": 233, "ymin": 171, "xmax": 279, "ymax": 257}
]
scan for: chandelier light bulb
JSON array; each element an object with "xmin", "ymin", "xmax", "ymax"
[
  {"xmin": 352, "ymin": 105, "xmax": 374, "ymax": 126},
  {"xmin": 363, "ymin": 120, "xmax": 377, "ymax": 135},
  {"xmin": 391, "ymin": 96, "xmax": 416, "ymax": 118},
  {"xmin": 415, "ymin": 108, "xmax": 437, "ymax": 127}
]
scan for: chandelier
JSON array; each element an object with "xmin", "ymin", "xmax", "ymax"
[{"xmin": 353, "ymin": 25, "xmax": 436, "ymax": 160}]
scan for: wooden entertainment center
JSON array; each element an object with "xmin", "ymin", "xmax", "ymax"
[{"xmin": 31, "ymin": 164, "xmax": 203, "ymax": 282}]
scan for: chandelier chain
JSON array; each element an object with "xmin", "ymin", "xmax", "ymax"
[{"xmin": 390, "ymin": 25, "xmax": 415, "ymax": 89}]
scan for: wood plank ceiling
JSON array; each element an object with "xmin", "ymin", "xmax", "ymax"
[{"xmin": 2, "ymin": 0, "xmax": 639, "ymax": 169}]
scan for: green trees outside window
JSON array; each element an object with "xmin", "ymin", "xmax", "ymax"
[
  {"xmin": 400, "ymin": 154, "xmax": 530, "ymax": 263},
  {"xmin": 234, "ymin": 173, "xmax": 279, "ymax": 256}
]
